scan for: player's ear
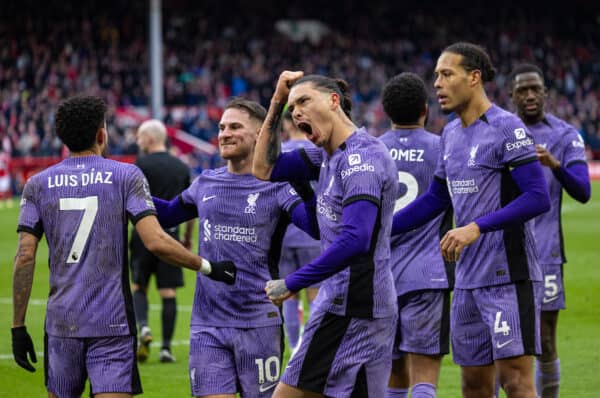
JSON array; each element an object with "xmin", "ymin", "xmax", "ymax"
[
  {"xmin": 330, "ymin": 92, "xmax": 340, "ymax": 111},
  {"xmin": 470, "ymin": 69, "xmax": 482, "ymax": 87},
  {"xmin": 97, "ymin": 126, "xmax": 107, "ymax": 145}
]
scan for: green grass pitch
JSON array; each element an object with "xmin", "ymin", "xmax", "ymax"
[{"xmin": 0, "ymin": 182, "xmax": 598, "ymax": 397}]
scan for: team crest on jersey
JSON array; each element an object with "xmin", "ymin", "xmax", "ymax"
[
  {"xmin": 244, "ymin": 192, "xmax": 260, "ymax": 214},
  {"xmin": 514, "ymin": 128, "xmax": 526, "ymax": 139},
  {"xmin": 348, "ymin": 154, "xmax": 362, "ymax": 165},
  {"xmin": 468, "ymin": 144, "xmax": 479, "ymax": 167}
]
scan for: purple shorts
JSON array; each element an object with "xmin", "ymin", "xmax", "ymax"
[
  {"xmin": 541, "ymin": 263, "xmax": 566, "ymax": 311},
  {"xmin": 451, "ymin": 281, "xmax": 542, "ymax": 366},
  {"xmin": 189, "ymin": 325, "xmax": 282, "ymax": 397},
  {"xmin": 279, "ymin": 246, "xmax": 322, "ymax": 288},
  {"xmin": 282, "ymin": 307, "xmax": 396, "ymax": 398},
  {"xmin": 45, "ymin": 334, "xmax": 141, "ymax": 397},
  {"xmin": 393, "ymin": 289, "xmax": 450, "ymax": 359}
]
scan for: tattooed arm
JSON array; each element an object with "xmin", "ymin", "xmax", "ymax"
[
  {"xmin": 12, "ymin": 232, "xmax": 39, "ymax": 327},
  {"xmin": 253, "ymin": 70, "xmax": 304, "ymax": 181}
]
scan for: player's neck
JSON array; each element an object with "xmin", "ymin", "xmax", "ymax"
[
  {"xmin": 519, "ymin": 111, "xmax": 546, "ymax": 126},
  {"xmin": 458, "ymin": 93, "xmax": 492, "ymax": 127},
  {"xmin": 71, "ymin": 148, "xmax": 101, "ymax": 157},
  {"xmin": 227, "ymin": 155, "xmax": 253, "ymax": 175},
  {"xmin": 324, "ymin": 119, "xmax": 357, "ymax": 156},
  {"xmin": 392, "ymin": 123, "xmax": 423, "ymax": 130}
]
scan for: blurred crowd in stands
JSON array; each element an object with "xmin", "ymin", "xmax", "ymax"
[{"xmin": 1, "ymin": 1, "xmax": 599, "ymax": 170}]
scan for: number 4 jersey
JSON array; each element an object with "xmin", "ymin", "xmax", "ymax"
[
  {"xmin": 379, "ymin": 128, "xmax": 454, "ymax": 295},
  {"xmin": 17, "ymin": 156, "xmax": 157, "ymax": 338}
]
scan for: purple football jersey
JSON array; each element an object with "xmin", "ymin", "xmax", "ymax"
[
  {"xmin": 181, "ymin": 167, "xmax": 301, "ymax": 328},
  {"xmin": 526, "ymin": 114, "xmax": 587, "ymax": 265},
  {"xmin": 379, "ymin": 128, "xmax": 453, "ymax": 295},
  {"xmin": 434, "ymin": 105, "xmax": 542, "ymax": 288},
  {"xmin": 300, "ymin": 128, "xmax": 399, "ymax": 318},
  {"xmin": 17, "ymin": 155, "xmax": 156, "ymax": 337},
  {"xmin": 281, "ymin": 139, "xmax": 321, "ymax": 249}
]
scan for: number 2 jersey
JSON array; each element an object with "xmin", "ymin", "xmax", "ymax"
[
  {"xmin": 17, "ymin": 155, "xmax": 157, "ymax": 338},
  {"xmin": 379, "ymin": 128, "xmax": 454, "ymax": 296}
]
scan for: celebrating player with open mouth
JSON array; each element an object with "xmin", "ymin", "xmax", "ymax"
[{"xmin": 254, "ymin": 71, "xmax": 399, "ymax": 398}]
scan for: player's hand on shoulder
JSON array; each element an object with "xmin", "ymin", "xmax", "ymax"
[
  {"xmin": 440, "ymin": 222, "xmax": 481, "ymax": 262},
  {"xmin": 203, "ymin": 259, "xmax": 237, "ymax": 285},
  {"xmin": 265, "ymin": 279, "xmax": 293, "ymax": 306},
  {"xmin": 11, "ymin": 326, "xmax": 37, "ymax": 372}
]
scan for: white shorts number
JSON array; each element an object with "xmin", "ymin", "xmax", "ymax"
[
  {"xmin": 494, "ymin": 311, "xmax": 511, "ymax": 336},
  {"xmin": 544, "ymin": 274, "xmax": 558, "ymax": 298},
  {"xmin": 255, "ymin": 356, "xmax": 280, "ymax": 384}
]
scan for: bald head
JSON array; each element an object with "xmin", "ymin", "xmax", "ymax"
[{"xmin": 137, "ymin": 119, "xmax": 167, "ymax": 153}]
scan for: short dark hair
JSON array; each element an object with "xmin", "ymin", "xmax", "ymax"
[
  {"xmin": 382, "ymin": 72, "xmax": 427, "ymax": 125},
  {"xmin": 508, "ymin": 63, "xmax": 544, "ymax": 88},
  {"xmin": 225, "ymin": 97, "xmax": 267, "ymax": 123},
  {"xmin": 283, "ymin": 110, "xmax": 293, "ymax": 123},
  {"xmin": 293, "ymin": 74, "xmax": 353, "ymax": 120},
  {"xmin": 55, "ymin": 96, "xmax": 107, "ymax": 152},
  {"xmin": 443, "ymin": 42, "xmax": 497, "ymax": 82}
]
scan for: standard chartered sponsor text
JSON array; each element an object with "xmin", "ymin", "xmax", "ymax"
[
  {"xmin": 451, "ymin": 179, "xmax": 479, "ymax": 194},
  {"xmin": 213, "ymin": 224, "xmax": 257, "ymax": 242}
]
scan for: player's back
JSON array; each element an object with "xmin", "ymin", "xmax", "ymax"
[
  {"xmin": 18, "ymin": 155, "xmax": 154, "ymax": 337},
  {"xmin": 379, "ymin": 128, "xmax": 453, "ymax": 294}
]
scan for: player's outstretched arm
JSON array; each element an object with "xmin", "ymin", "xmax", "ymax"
[
  {"xmin": 12, "ymin": 232, "xmax": 39, "ymax": 372},
  {"xmin": 266, "ymin": 200, "xmax": 378, "ymax": 305},
  {"xmin": 253, "ymin": 70, "xmax": 304, "ymax": 181},
  {"xmin": 441, "ymin": 160, "xmax": 551, "ymax": 262},
  {"xmin": 392, "ymin": 177, "xmax": 452, "ymax": 235},
  {"xmin": 135, "ymin": 215, "xmax": 236, "ymax": 284},
  {"xmin": 152, "ymin": 196, "xmax": 198, "ymax": 228}
]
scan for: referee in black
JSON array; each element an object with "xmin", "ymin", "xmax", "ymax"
[{"xmin": 130, "ymin": 119, "xmax": 194, "ymax": 363}]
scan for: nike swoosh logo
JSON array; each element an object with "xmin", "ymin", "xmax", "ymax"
[
  {"xmin": 259, "ymin": 383, "xmax": 277, "ymax": 393},
  {"xmin": 443, "ymin": 154, "xmax": 450, "ymax": 160},
  {"xmin": 543, "ymin": 296, "xmax": 559, "ymax": 304},
  {"xmin": 496, "ymin": 339, "xmax": 513, "ymax": 349},
  {"xmin": 224, "ymin": 271, "xmax": 234, "ymax": 278},
  {"xmin": 202, "ymin": 195, "xmax": 216, "ymax": 202}
]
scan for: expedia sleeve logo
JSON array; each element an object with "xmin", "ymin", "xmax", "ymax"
[
  {"xmin": 514, "ymin": 128, "xmax": 527, "ymax": 139},
  {"xmin": 348, "ymin": 154, "xmax": 362, "ymax": 165}
]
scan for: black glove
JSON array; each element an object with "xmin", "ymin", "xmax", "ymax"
[
  {"xmin": 206, "ymin": 260, "xmax": 237, "ymax": 285},
  {"xmin": 12, "ymin": 326, "xmax": 37, "ymax": 372}
]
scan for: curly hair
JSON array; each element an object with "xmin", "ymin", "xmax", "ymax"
[
  {"xmin": 443, "ymin": 42, "xmax": 497, "ymax": 83},
  {"xmin": 55, "ymin": 96, "xmax": 107, "ymax": 152},
  {"xmin": 382, "ymin": 72, "xmax": 428, "ymax": 125}
]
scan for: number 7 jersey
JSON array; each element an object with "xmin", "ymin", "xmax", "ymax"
[{"xmin": 17, "ymin": 156, "xmax": 157, "ymax": 338}]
